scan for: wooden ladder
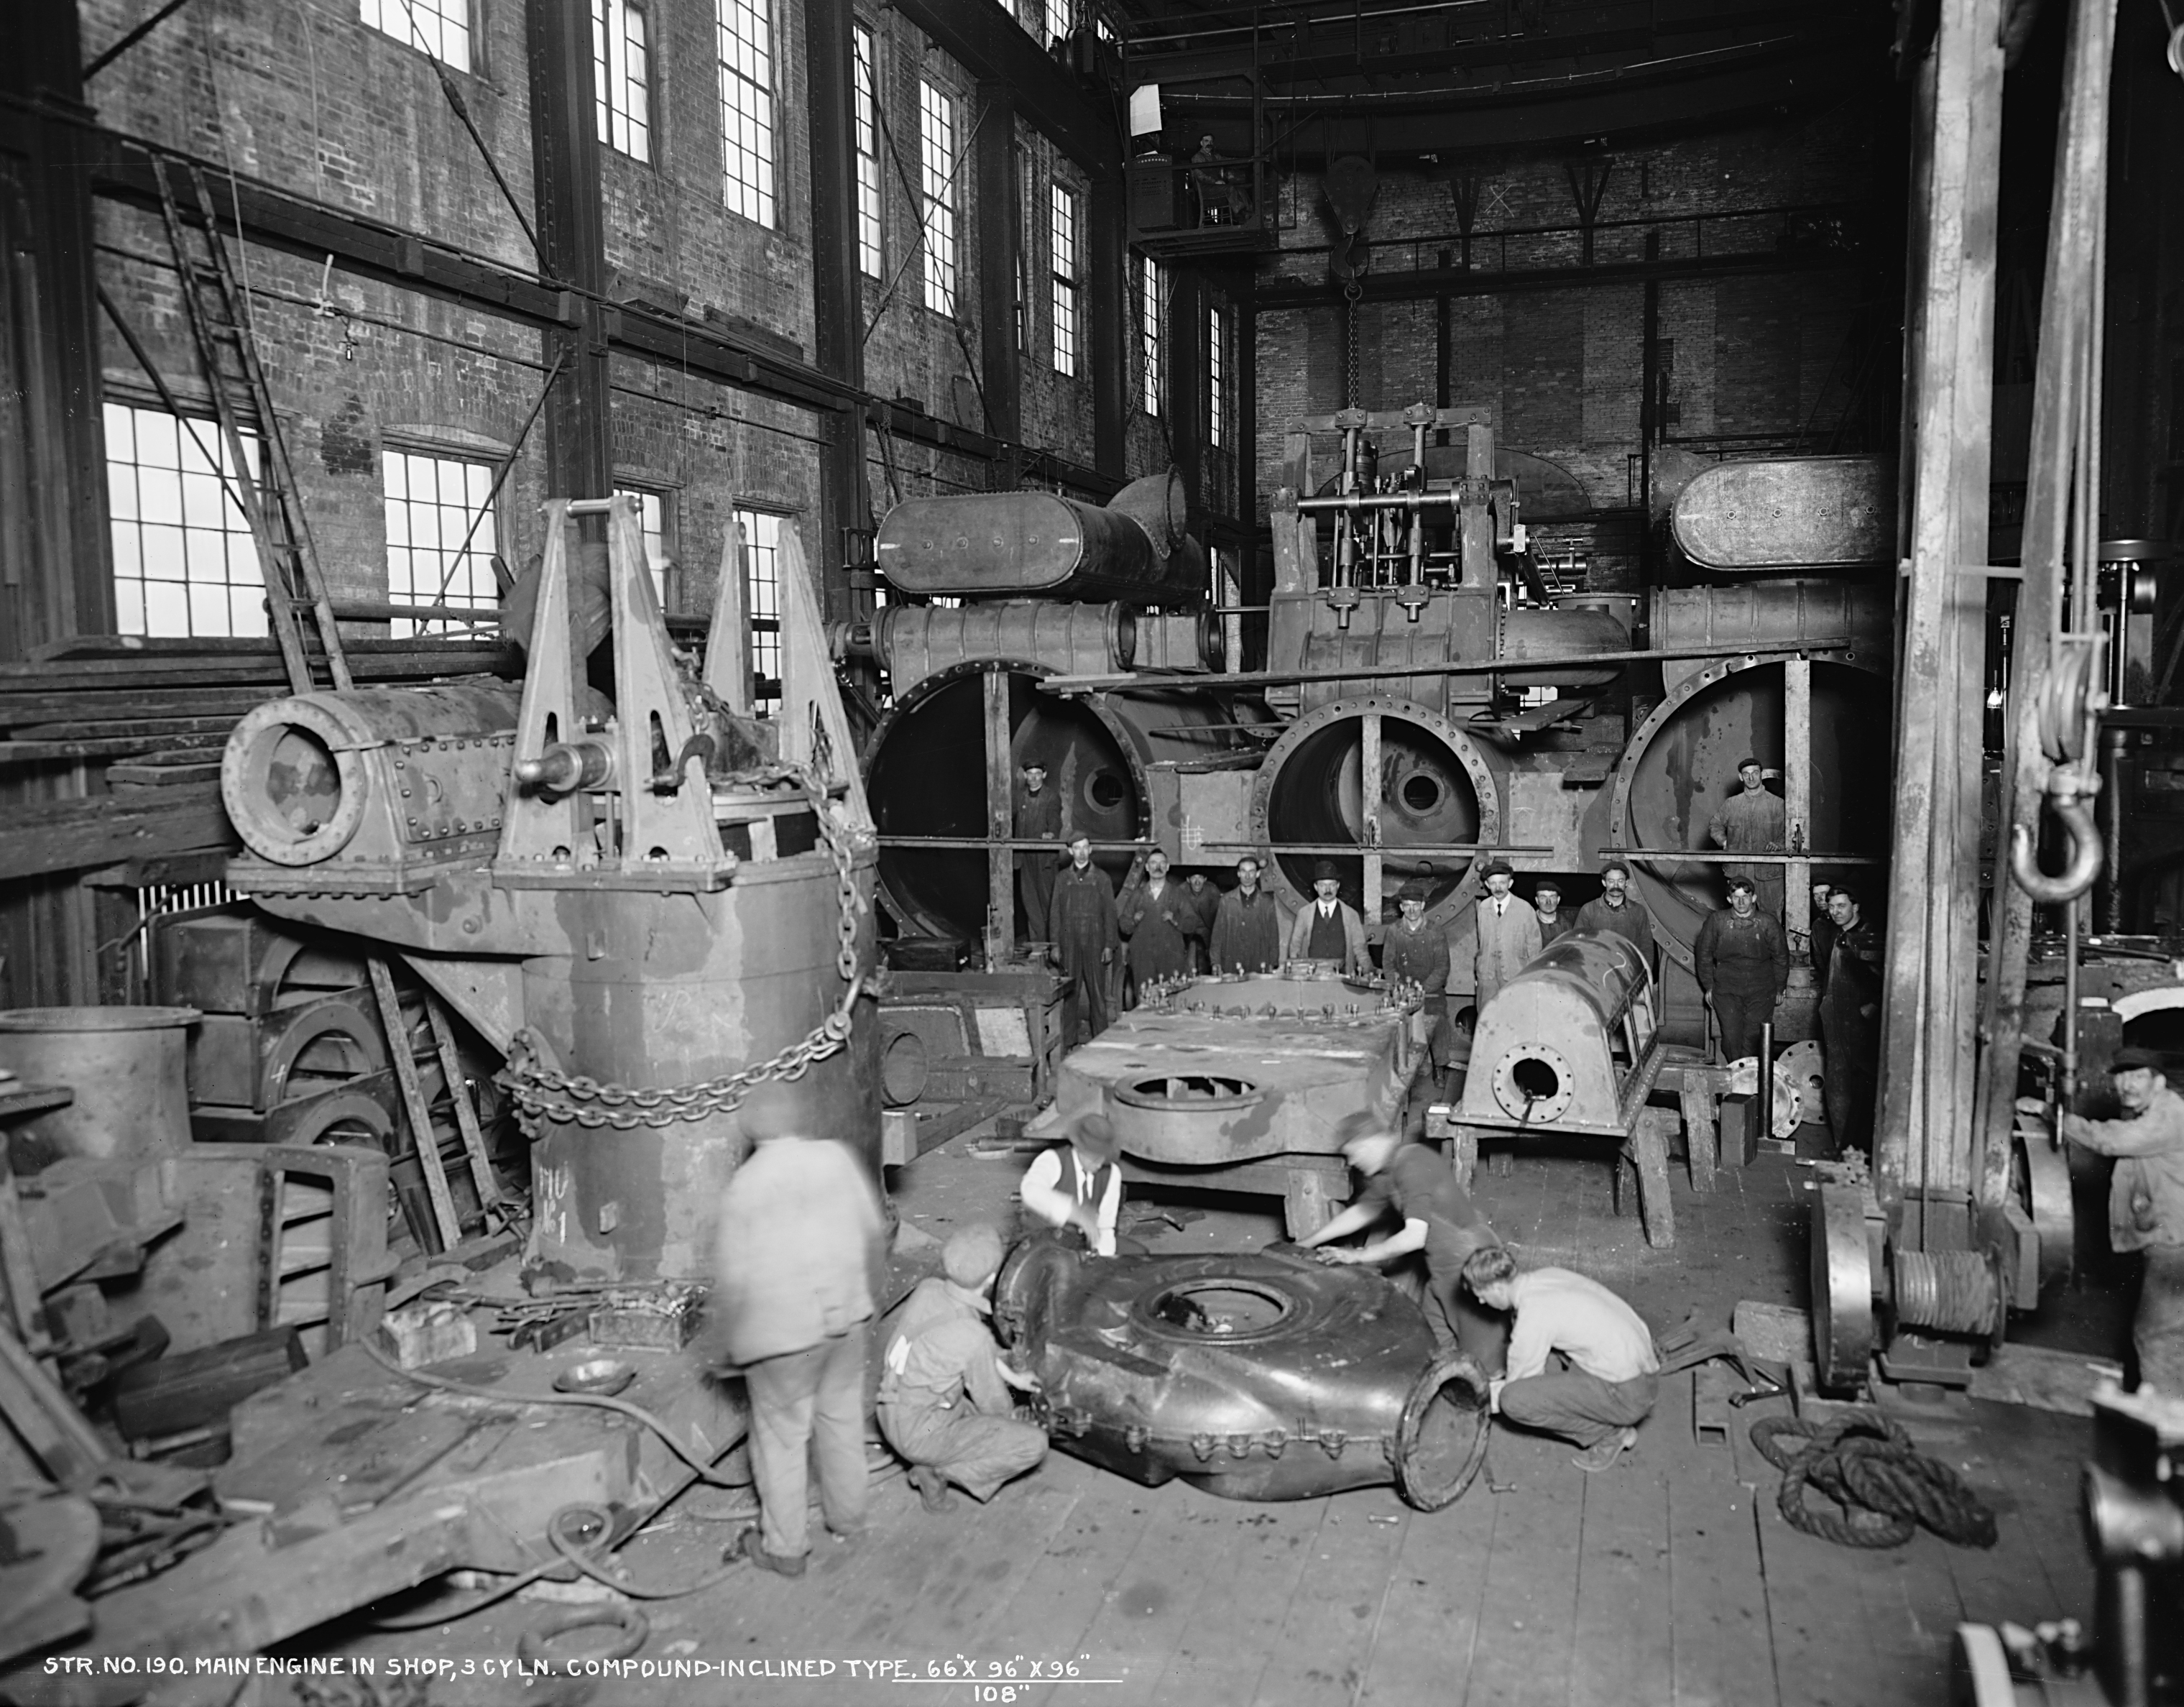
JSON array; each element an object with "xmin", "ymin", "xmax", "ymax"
[
  {"xmin": 151, "ymin": 157, "xmax": 352, "ymax": 698},
  {"xmin": 365, "ymin": 959, "xmax": 501, "ymax": 1256}
]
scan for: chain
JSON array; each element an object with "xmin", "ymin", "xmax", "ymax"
[
  {"xmin": 1345, "ymin": 280, "xmax": 1363, "ymax": 410},
  {"xmin": 496, "ymin": 768, "xmax": 868, "ymax": 1133}
]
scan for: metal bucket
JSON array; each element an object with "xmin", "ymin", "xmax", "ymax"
[{"xmin": 0, "ymin": 1006, "xmax": 201, "ymax": 1159}]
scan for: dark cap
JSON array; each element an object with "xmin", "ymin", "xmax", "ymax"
[
  {"xmin": 1737, "ymin": 757, "xmax": 1764, "ymax": 772},
  {"xmin": 1480, "ymin": 858, "xmax": 1514, "ymax": 879},
  {"xmin": 1533, "ymin": 878, "xmax": 1562, "ymax": 896},
  {"xmin": 1022, "ymin": 758, "xmax": 1048, "ymax": 773},
  {"xmin": 2112, "ymin": 1047, "xmax": 2167, "ymax": 1075},
  {"xmin": 1396, "ymin": 878, "xmax": 1433, "ymax": 904},
  {"xmin": 1312, "ymin": 860, "xmax": 1342, "ymax": 883},
  {"xmin": 1726, "ymin": 875, "xmax": 1758, "ymax": 896},
  {"xmin": 1333, "ymin": 1109, "xmax": 1396, "ymax": 1150},
  {"xmin": 1599, "ymin": 858, "xmax": 1632, "ymax": 880},
  {"xmin": 1067, "ymin": 1110, "xmax": 1120, "ymax": 1161},
  {"xmin": 737, "ymin": 1077, "xmax": 812, "ymax": 1143}
]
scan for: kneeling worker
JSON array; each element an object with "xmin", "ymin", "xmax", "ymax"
[
  {"xmin": 1298, "ymin": 1111, "xmax": 1504, "ymax": 1366},
  {"xmin": 1460, "ymin": 1247, "xmax": 1659, "ymax": 1472},
  {"xmin": 879, "ymin": 1225, "xmax": 1048, "ymax": 1512}
]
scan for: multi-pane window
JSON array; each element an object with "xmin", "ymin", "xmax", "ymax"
[
  {"xmin": 853, "ymin": 27, "xmax": 883, "ymax": 277},
  {"xmin": 359, "ymin": 0, "xmax": 471, "ymax": 72},
  {"xmin": 737, "ymin": 508, "xmax": 783, "ymax": 709},
  {"xmin": 1051, "ymin": 185, "xmax": 1081, "ymax": 377},
  {"xmin": 384, "ymin": 450, "xmax": 499, "ymax": 638},
  {"xmin": 918, "ymin": 80, "xmax": 958, "ymax": 315},
  {"xmin": 105, "ymin": 403, "xmax": 266, "ymax": 640},
  {"xmin": 1017, "ymin": 165, "xmax": 1036, "ymax": 351},
  {"xmin": 593, "ymin": 0, "xmax": 650, "ymax": 162},
  {"xmin": 1138, "ymin": 255, "xmax": 1164, "ymax": 415},
  {"xmin": 717, "ymin": 0, "xmax": 777, "ymax": 226},
  {"xmin": 1207, "ymin": 302, "xmax": 1230, "ymax": 449}
]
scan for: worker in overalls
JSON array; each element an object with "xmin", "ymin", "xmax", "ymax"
[
  {"xmin": 1382, "ymin": 878, "xmax": 1453, "ymax": 1092},
  {"xmin": 1707, "ymin": 758, "xmax": 1787, "ymax": 921},
  {"xmin": 1050, "ymin": 834, "xmax": 1120, "ymax": 1044},
  {"xmin": 1013, "ymin": 760, "xmax": 1061, "ymax": 946},
  {"xmin": 877, "ymin": 1225, "xmax": 1048, "ymax": 1513}
]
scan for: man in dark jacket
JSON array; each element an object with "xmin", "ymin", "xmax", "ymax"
[
  {"xmin": 1118, "ymin": 850, "xmax": 1199, "ymax": 993},
  {"xmin": 1575, "ymin": 861, "xmax": 1655, "ymax": 966},
  {"xmin": 1694, "ymin": 875, "xmax": 1789, "ymax": 1062},
  {"xmin": 1819, "ymin": 885, "xmax": 1883, "ymax": 1154},
  {"xmin": 1382, "ymin": 879, "xmax": 1454, "ymax": 1090},
  {"xmin": 1013, "ymin": 760, "xmax": 1061, "ymax": 944},
  {"xmin": 1050, "ymin": 835, "xmax": 1120, "ymax": 1044},
  {"xmin": 1532, "ymin": 879, "xmax": 1573, "ymax": 947},
  {"xmin": 1210, "ymin": 855, "xmax": 1286, "ymax": 973}
]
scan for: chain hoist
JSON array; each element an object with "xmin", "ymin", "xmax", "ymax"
[{"xmin": 497, "ymin": 768, "xmax": 867, "ymax": 1133}]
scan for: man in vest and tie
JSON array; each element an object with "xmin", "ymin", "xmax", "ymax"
[
  {"xmin": 1473, "ymin": 859, "xmax": 1543, "ymax": 1015},
  {"xmin": 1019, "ymin": 1112, "xmax": 1144, "ymax": 1257},
  {"xmin": 1286, "ymin": 859, "xmax": 1370, "ymax": 975}
]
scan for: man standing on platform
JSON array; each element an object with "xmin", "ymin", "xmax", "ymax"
[
  {"xmin": 1807, "ymin": 880, "xmax": 1838, "ymax": 993},
  {"xmin": 1210, "ymin": 855, "xmax": 1286, "ymax": 974},
  {"xmin": 1286, "ymin": 860, "xmax": 1370, "ymax": 975},
  {"xmin": 1013, "ymin": 760, "xmax": 1061, "ymax": 945},
  {"xmin": 1472, "ymin": 860, "xmax": 1542, "ymax": 1015},
  {"xmin": 1300, "ymin": 1112, "xmax": 1505, "ymax": 1367},
  {"xmin": 2026, "ymin": 1049, "xmax": 2184, "ymax": 1393},
  {"xmin": 1462, "ymin": 1247, "xmax": 1660, "ymax": 1472},
  {"xmin": 1532, "ymin": 879, "xmax": 1573, "ymax": 947},
  {"xmin": 1575, "ymin": 861, "xmax": 1656, "ymax": 967},
  {"xmin": 1694, "ymin": 875, "xmax": 1789, "ymax": 1062},
  {"xmin": 706, "ymin": 1079, "xmax": 886, "ymax": 1577},
  {"xmin": 1382, "ymin": 879, "xmax": 1453, "ymax": 1091},
  {"xmin": 1708, "ymin": 758, "xmax": 1787, "ymax": 920},
  {"xmin": 1118, "ymin": 849, "xmax": 1199, "ymax": 995},
  {"xmin": 1050, "ymin": 834, "xmax": 1119, "ymax": 1044},
  {"xmin": 1818, "ymin": 885, "xmax": 1883, "ymax": 1155},
  {"xmin": 1182, "ymin": 870, "xmax": 1222, "ymax": 973}
]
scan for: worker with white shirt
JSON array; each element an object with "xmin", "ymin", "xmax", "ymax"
[{"xmin": 1470, "ymin": 858, "xmax": 1542, "ymax": 1014}]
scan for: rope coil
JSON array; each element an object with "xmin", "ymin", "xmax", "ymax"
[{"xmin": 1749, "ymin": 1410, "xmax": 1997, "ymax": 1550}]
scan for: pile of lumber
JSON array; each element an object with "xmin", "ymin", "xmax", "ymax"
[{"xmin": 0, "ymin": 636, "xmax": 514, "ymax": 882}]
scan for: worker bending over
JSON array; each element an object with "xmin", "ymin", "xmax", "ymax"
[
  {"xmin": 2025, "ymin": 1046, "xmax": 2184, "ymax": 1392},
  {"xmin": 1299, "ymin": 1112, "xmax": 1504, "ymax": 1367},
  {"xmin": 1020, "ymin": 1112, "xmax": 1144, "ymax": 1257},
  {"xmin": 878, "ymin": 1225, "xmax": 1048, "ymax": 1512},
  {"xmin": 1461, "ymin": 1247, "xmax": 1659, "ymax": 1473}
]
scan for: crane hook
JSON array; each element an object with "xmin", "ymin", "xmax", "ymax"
[{"xmin": 2009, "ymin": 763, "xmax": 2103, "ymax": 905}]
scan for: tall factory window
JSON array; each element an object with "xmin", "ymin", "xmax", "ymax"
[
  {"xmin": 1017, "ymin": 160, "xmax": 1035, "ymax": 351},
  {"xmin": 918, "ymin": 80, "xmax": 959, "ymax": 314},
  {"xmin": 853, "ymin": 25, "xmax": 883, "ymax": 277},
  {"xmin": 717, "ymin": 0, "xmax": 777, "ymax": 226},
  {"xmin": 360, "ymin": 0, "xmax": 472, "ymax": 72},
  {"xmin": 1138, "ymin": 255, "xmax": 1164, "ymax": 415},
  {"xmin": 105, "ymin": 402, "xmax": 266, "ymax": 640},
  {"xmin": 1207, "ymin": 302, "xmax": 1230, "ymax": 448},
  {"xmin": 593, "ymin": 0, "xmax": 650, "ymax": 162},
  {"xmin": 1051, "ymin": 185, "xmax": 1082, "ymax": 377},
  {"xmin": 736, "ymin": 508, "xmax": 784, "ymax": 709},
  {"xmin": 383, "ymin": 449, "xmax": 500, "ymax": 637}
]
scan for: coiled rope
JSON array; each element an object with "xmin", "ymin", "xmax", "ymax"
[{"xmin": 1749, "ymin": 1410, "xmax": 1997, "ymax": 1550}]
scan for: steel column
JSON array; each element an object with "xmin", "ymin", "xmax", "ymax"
[
  {"xmin": 524, "ymin": 0, "xmax": 612, "ymax": 502},
  {"xmin": 1090, "ymin": 173, "xmax": 1128, "ymax": 479},
  {"xmin": 976, "ymin": 86, "xmax": 1023, "ymax": 447},
  {"xmin": 806, "ymin": 0, "xmax": 869, "ymax": 615},
  {"xmin": 1875, "ymin": 0, "xmax": 2003, "ymax": 1208}
]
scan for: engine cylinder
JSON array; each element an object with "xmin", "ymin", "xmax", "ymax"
[
  {"xmin": 1248, "ymin": 697, "xmax": 1503, "ymax": 927},
  {"xmin": 876, "ymin": 481, "xmax": 1202, "ymax": 604},
  {"xmin": 871, "ymin": 602, "xmax": 1134, "ymax": 689},
  {"xmin": 1495, "ymin": 603, "xmax": 1631, "ymax": 688}
]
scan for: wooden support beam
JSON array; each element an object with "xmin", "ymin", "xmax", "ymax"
[
  {"xmin": 985, "ymin": 668, "xmax": 1014, "ymax": 957},
  {"xmin": 0, "ymin": 785, "xmax": 233, "ymax": 882},
  {"xmin": 1784, "ymin": 658, "xmax": 1812, "ymax": 956},
  {"xmin": 806, "ymin": 0, "xmax": 868, "ymax": 612},
  {"xmin": 1361, "ymin": 712, "xmax": 1383, "ymax": 928},
  {"xmin": 1876, "ymin": 0, "xmax": 2004, "ymax": 1208},
  {"xmin": 367, "ymin": 957, "xmax": 462, "ymax": 1254},
  {"xmin": 976, "ymin": 85, "xmax": 1023, "ymax": 448}
]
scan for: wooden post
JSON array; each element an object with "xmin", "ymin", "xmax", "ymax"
[
  {"xmin": 1360, "ymin": 712, "xmax": 1383, "ymax": 927},
  {"xmin": 1785, "ymin": 658, "xmax": 1812, "ymax": 954},
  {"xmin": 1875, "ymin": 0, "xmax": 2004, "ymax": 1209},
  {"xmin": 985, "ymin": 668, "xmax": 1014, "ymax": 956}
]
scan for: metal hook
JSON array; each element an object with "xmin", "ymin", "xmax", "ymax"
[{"xmin": 2009, "ymin": 765, "xmax": 2104, "ymax": 904}]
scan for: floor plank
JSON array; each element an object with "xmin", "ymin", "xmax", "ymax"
[
  {"xmin": 1148, "ymin": 1499, "xmax": 1335, "ymax": 1707},
  {"xmin": 1252, "ymin": 1496, "xmax": 1411, "ymax": 1707},
  {"xmin": 1458, "ymin": 1428, "xmax": 1588, "ymax": 1706},
  {"xmin": 1570, "ymin": 1453, "xmax": 1676, "ymax": 1706},
  {"xmin": 1666, "ymin": 1461, "xmax": 1777, "ymax": 1707},
  {"xmin": 1354, "ymin": 1473, "xmax": 1498, "ymax": 1704}
]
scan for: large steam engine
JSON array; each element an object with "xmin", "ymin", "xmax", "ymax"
[{"xmin": 855, "ymin": 405, "xmax": 1894, "ymax": 1042}]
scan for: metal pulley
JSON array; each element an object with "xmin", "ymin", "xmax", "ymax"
[
  {"xmin": 2013, "ymin": 1108, "xmax": 2075, "ymax": 1295},
  {"xmin": 1811, "ymin": 1182, "xmax": 1883, "ymax": 1389}
]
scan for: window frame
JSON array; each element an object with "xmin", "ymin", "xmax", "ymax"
[
  {"xmin": 103, "ymin": 399, "xmax": 270, "ymax": 642},
  {"xmin": 853, "ymin": 24, "xmax": 884, "ymax": 279},
  {"xmin": 1207, "ymin": 300, "xmax": 1231, "ymax": 450},
  {"xmin": 380, "ymin": 442, "xmax": 505, "ymax": 638},
  {"xmin": 1050, "ymin": 182, "xmax": 1082, "ymax": 378},
  {"xmin": 717, "ymin": 0, "xmax": 780, "ymax": 228},
  {"xmin": 1138, "ymin": 253, "xmax": 1164, "ymax": 416},
  {"xmin": 918, "ymin": 78, "xmax": 960, "ymax": 317},
  {"xmin": 733, "ymin": 505, "xmax": 789, "ymax": 712},
  {"xmin": 593, "ymin": 0, "xmax": 653, "ymax": 163},
  {"xmin": 359, "ymin": 0, "xmax": 476, "ymax": 74}
]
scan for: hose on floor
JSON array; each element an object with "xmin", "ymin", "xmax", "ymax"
[{"xmin": 1750, "ymin": 1410, "xmax": 1997, "ymax": 1550}]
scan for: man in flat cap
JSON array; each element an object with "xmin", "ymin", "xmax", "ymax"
[
  {"xmin": 1818, "ymin": 885, "xmax": 1882, "ymax": 1154},
  {"xmin": 1707, "ymin": 758, "xmax": 1787, "ymax": 921},
  {"xmin": 1694, "ymin": 873, "xmax": 1789, "ymax": 1064},
  {"xmin": 878, "ymin": 1224, "xmax": 1048, "ymax": 1512},
  {"xmin": 706, "ymin": 1077, "xmax": 887, "ymax": 1578},
  {"xmin": 1210, "ymin": 854, "xmax": 1287, "ymax": 974},
  {"xmin": 1013, "ymin": 759, "xmax": 1061, "ymax": 946},
  {"xmin": 1050, "ymin": 834, "xmax": 1120, "ymax": 1044},
  {"xmin": 1472, "ymin": 859, "xmax": 1542, "ymax": 1016},
  {"xmin": 1286, "ymin": 859, "xmax": 1369, "ymax": 975},
  {"xmin": 1532, "ymin": 878, "xmax": 1572, "ymax": 947},
  {"xmin": 1382, "ymin": 878, "xmax": 1455, "ymax": 1090},
  {"xmin": 2024, "ymin": 1047, "xmax": 2184, "ymax": 1392}
]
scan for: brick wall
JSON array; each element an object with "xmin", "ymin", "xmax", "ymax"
[{"xmin": 75, "ymin": 0, "xmax": 1135, "ymax": 637}]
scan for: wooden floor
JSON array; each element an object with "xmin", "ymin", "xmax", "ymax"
[{"xmin": 332, "ymin": 1141, "xmax": 2101, "ymax": 1707}]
